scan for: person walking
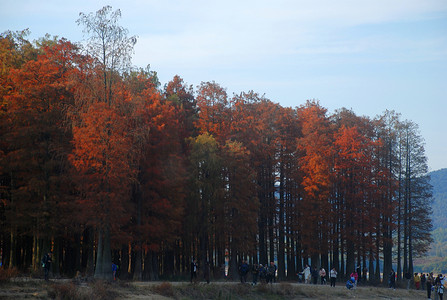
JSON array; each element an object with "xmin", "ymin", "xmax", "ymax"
[
  {"xmin": 414, "ymin": 273, "xmax": 421, "ymax": 290},
  {"xmin": 41, "ymin": 252, "xmax": 52, "ymax": 281},
  {"xmin": 319, "ymin": 267, "xmax": 327, "ymax": 284},
  {"xmin": 239, "ymin": 260, "xmax": 249, "ymax": 283},
  {"xmin": 350, "ymin": 270, "xmax": 359, "ymax": 288},
  {"xmin": 389, "ymin": 269, "xmax": 396, "ymax": 290},
  {"xmin": 112, "ymin": 262, "xmax": 118, "ymax": 280},
  {"xmin": 436, "ymin": 274, "xmax": 445, "ymax": 300},
  {"xmin": 404, "ymin": 271, "xmax": 412, "ymax": 290},
  {"xmin": 427, "ymin": 272, "xmax": 435, "ymax": 299},
  {"xmin": 251, "ymin": 263, "xmax": 259, "ymax": 285},
  {"xmin": 303, "ymin": 264, "xmax": 311, "ymax": 284},
  {"xmin": 190, "ymin": 259, "xmax": 198, "ymax": 283},
  {"xmin": 259, "ymin": 264, "xmax": 266, "ymax": 283},
  {"xmin": 329, "ymin": 267, "xmax": 337, "ymax": 287},
  {"xmin": 267, "ymin": 261, "xmax": 276, "ymax": 284}
]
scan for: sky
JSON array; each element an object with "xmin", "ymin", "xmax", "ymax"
[{"xmin": 1, "ymin": 0, "xmax": 446, "ymax": 171}]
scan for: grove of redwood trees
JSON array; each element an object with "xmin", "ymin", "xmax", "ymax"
[{"xmin": 0, "ymin": 7, "xmax": 433, "ymax": 283}]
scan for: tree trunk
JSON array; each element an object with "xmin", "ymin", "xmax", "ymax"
[
  {"xmin": 133, "ymin": 243, "xmax": 142, "ymax": 280},
  {"xmin": 94, "ymin": 227, "xmax": 112, "ymax": 280},
  {"xmin": 94, "ymin": 229, "xmax": 103, "ymax": 279},
  {"xmin": 346, "ymin": 239, "xmax": 355, "ymax": 276},
  {"xmin": 368, "ymin": 249, "xmax": 374, "ymax": 284},
  {"xmin": 148, "ymin": 251, "xmax": 159, "ymax": 281},
  {"xmin": 295, "ymin": 239, "xmax": 302, "ymax": 272},
  {"xmin": 120, "ymin": 244, "xmax": 130, "ymax": 280},
  {"xmin": 229, "ymin": 252, "xmax": 239, "ymax": 280},
  {"xmin": 278, "ymin": 160, "xmax": 285, "ymax": 280},
  {"xmin": 375, "ymin": 236, "xmax": 381, "ymax": 283},
  {"xmin": 86, "ymin": 228, "xmax": 95, "ymax": 276},
  {"xmin": 32, "ymin": 234, "xmax": 39, "ymax": 271},
  {"xmin": 287, "ymin": 235, "xmax": 295, "ymax": 279},
  {"xmin": 9, "ymin": 231, "xmax": 16, "ymax": 268},
  {"xmin": 53, "ymin": 237, "xmax": 61, "ymax": 277}
]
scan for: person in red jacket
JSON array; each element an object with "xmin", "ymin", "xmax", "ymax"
[{"xmin": 350, "ymin": 270, "xmax": 359, "ymax": 288}]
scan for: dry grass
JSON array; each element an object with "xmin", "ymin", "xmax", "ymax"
[
  {"xmin": 47, "ymin": 280, "xmax": 118, "ymax": 300},
  {"xmin": 0, "ymin": 267, "xmax": 19, "ymax": 283},
  {"xmin": 152, "ymin": 282, "xmax": 175, "ymax": 298},
  {"xmin": 1, "ymin": 279, "xmax": 430, "ymax": 300},
  {"xmin": 166, "ymin": 282, "xmax": 427, "ymax": 300}
]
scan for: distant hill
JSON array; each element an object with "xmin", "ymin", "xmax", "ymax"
[
  {"xmin": 429, "ymin": 168, "xmax": 447, "ymax": 230},
  {"xmin": 414, "ymin": 168, "xmax": 447, "ymax": 273}
]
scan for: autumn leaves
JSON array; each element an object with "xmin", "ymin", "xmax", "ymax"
[{"xmin": 0, "ymin": 7, "xmax": 431, "ymax": 280}]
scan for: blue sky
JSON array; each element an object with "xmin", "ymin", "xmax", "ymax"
[{"xmin": 1, "ymin": 0, "xmax": 446, "ymax": 171}]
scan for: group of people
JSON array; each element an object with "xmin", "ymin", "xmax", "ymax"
[
  {"xmin": 423, "ymin": 272, "xmax": 445, "ymax": 300},
  {"xmin": 189, "ymin": 259, "xmax": 212, "ymax": 284},
  {"xmin": 300, "ymin": 265, "xmax": 336, "ymax": 286},
  {"xmin": 389, "ymin": 269, "xmax": 445, "ymax": 299},
  {"xmin": 41, "ymin": 251, "xmax": 123, "ymax": 282},
  {"xmin": 241, "ymin": 261, "xmax": 277, "ymax": 285},
  {"xmin": 190, "ymin": 259, "xmax": 278, "ymax": 285},
  {"xmin": 300, "ymin": 265, "xmax": 365, "ymax": 289},
  {"xmin": 40, "ymin": 250, "xmax": 444, "ymax": 297}
]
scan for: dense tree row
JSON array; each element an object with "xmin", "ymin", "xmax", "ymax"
[{"xmin": 0, "ymin": 7, "xmax": 432, "ymax": 283}]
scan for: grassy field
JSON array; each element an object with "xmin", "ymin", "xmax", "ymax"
[{"xmin": 0, "ymin": 278, "xmax": 430, "ymax": 300}]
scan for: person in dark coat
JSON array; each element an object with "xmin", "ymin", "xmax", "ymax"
[
  {"xmin": 259, "ymin": 264, "xmax": 266, "ymax": 283},
  {"xmin": 190, "ymin": 259, "xmax": 198, "ymax": 283},
  {"xmin": 239, "ymin": 260, "xmax": 249, "ymax": 283},
  {"xmin": 388, "ymin": 269, "xmax": 396, "ymax": 289},
  {"xmin": 427, "ymin": 272, "xmax": 434, "ymax": 299},
  {"xmin": 251, "ymin": 263, "xmax": 259, "ymax": 285},
  {"xmin": 267, "ymin": 261, "xmax": 276, "ymax": 284},
  {"xmin": 41, "ymin": 252, "xmax": 52, "ymax": 281},
  {"xmin": 435, "ymin": 274, "xmax": 445, "ymax": 300},
  {"xmin": 404, "ymin": 271, "xmax": 412, "ymax": 289}
]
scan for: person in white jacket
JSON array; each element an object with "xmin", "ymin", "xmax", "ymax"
[
  {"xmin": 330, "ymin": 267, "xmax": 337, "ymax": 287},
  {"xmin": 304, "ymin": 264, "xmax": 311, "ymax": 284}
]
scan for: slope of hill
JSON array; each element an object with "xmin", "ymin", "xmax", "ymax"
[
  {"xmin": 430, "ymin": 168, "xmax": 447, "ymax": 230},
  {"xmin": 414, "ymin": 168, "xmax": 447, "ymax": 273}
]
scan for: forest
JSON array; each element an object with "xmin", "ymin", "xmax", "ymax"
[{"xmin": 0, "ymin": 6, "xmax": 434, "ymax": 284}]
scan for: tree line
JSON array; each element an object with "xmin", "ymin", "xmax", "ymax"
[{"xmin": 0, "ymin": 6, "xmax": 432, "ymax": 283}]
